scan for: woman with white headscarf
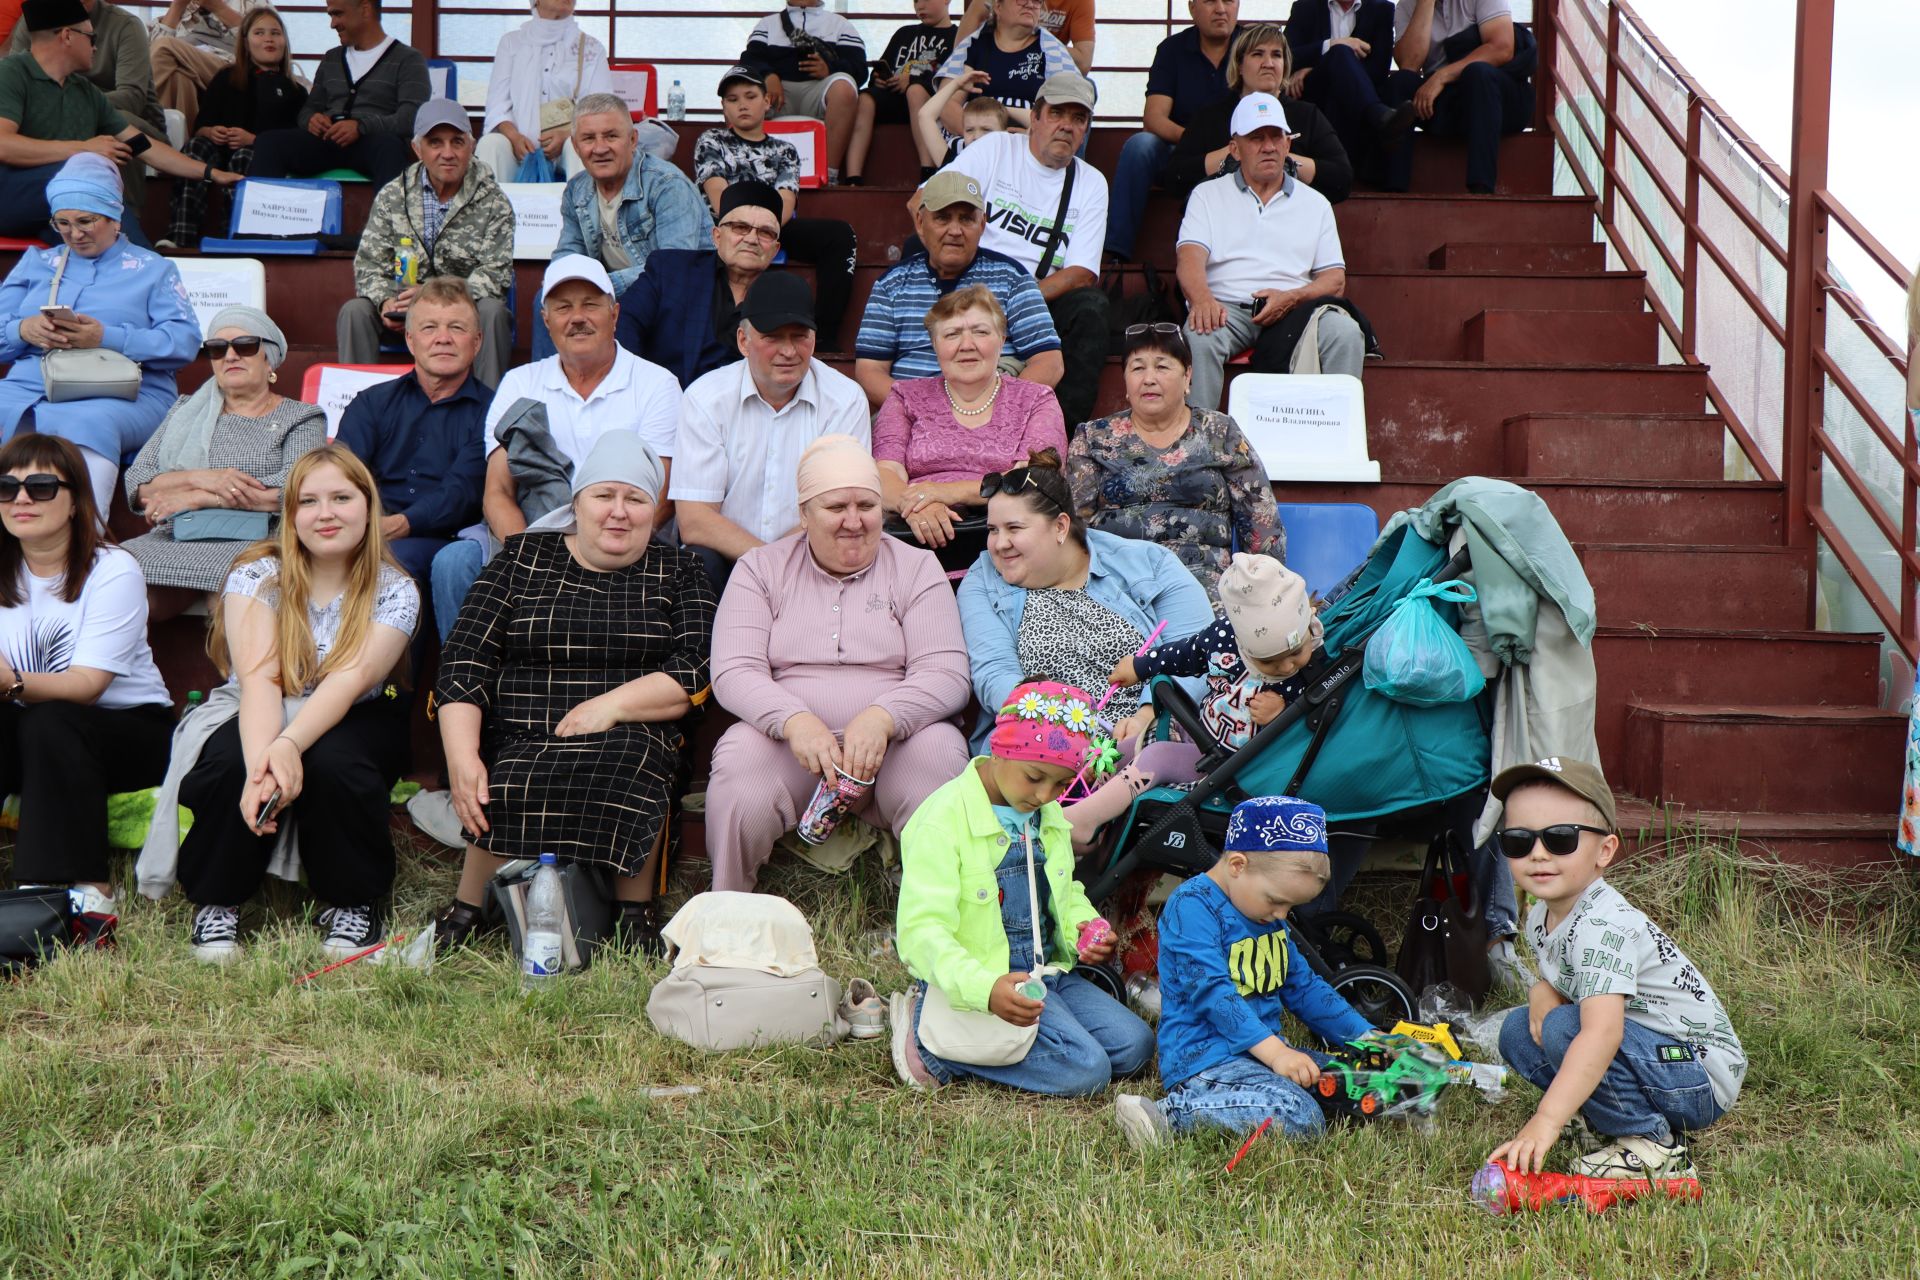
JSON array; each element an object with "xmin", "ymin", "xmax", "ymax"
[
  {"xmin": 476, "ymin": 0, "xmax": 613, "ymax": 181},
  {"xmin": 432, "ymin": 431, "xmax": 715, "ymax": 955},
  {"xmin": 122, "ymin": 304, "xmax": 326, "ymax": 616}
]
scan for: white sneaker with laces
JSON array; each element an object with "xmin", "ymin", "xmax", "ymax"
[
  {"xmin": 69, "ymin": 885, "xmax": 119, "ymax": 917},
  {"xmin": 1486, "ymin": 937, "xmax": 1531, "ymax": 990},
  {"xmin": 318, "ymin": 904, "xmax": 385, "ymax": 957},
  {"xmin": 407, "ymin": 789, "xmax": 465, "ymax": 848},
  {"xmin": 841, "ymin": 977, "xmax": 885, "ymax": 1040},
  {"xmin": 190, "ymin": 905, "xmax": 242, "ymax": 963},
  {"xmin": 1573, "ymin": 1133, "xmax": 1696, "ymax": 1180},
  {"xmin": 1114, "ymin": 1094, "xmax": 1171, "ymax": 1148}
]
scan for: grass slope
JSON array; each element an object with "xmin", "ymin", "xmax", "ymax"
[{"xmin": 2, "ymin": 832, "xmax": 1917, "ymax": 1278}]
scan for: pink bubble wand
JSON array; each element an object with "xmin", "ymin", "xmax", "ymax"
[{"xmin": 1062, "ymin": 620, "xmax": 1171, "ymax": 804}]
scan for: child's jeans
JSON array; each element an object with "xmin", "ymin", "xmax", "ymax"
[
  {"xmin": 916, "ymin": 972, "xmax": 1155, "ymax": 1097},
  {"xmin": 1155, "ymin": 1051, "xmax": 1332, "ymax": 1139},
  {"xmin": 1500, "ymin": 1004, "xmax": 1724, "ymax": 1145}
]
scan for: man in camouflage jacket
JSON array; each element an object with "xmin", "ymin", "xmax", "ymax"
[{"xmin": 339, "ymin": 98, "xmax": 516, "ymax": 385}]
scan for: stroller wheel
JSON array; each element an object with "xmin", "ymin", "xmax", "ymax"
[
  {"xmin": 1075, "ymin": 962, "xmax": 1125, "ymax": 1002},
  {"xmin": 1298, "ymin": 911, "xmax": 1390, "ymax": 972},
  {"xmin": 1328, "ymin": 963, "xmax": 1417, "ymax": 1030}
]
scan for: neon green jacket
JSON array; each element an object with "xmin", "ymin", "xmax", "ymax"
[{"xmin": 896, "ymin": 759, "xmax": 1099, "ymax": 1013}]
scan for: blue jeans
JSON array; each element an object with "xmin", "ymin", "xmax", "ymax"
[
  {"xmin": 916, "ymin": 971, "xmax": 1155, "ymax": 1097},
  {"xmin": 1158, "ymin": 1051, "xmax": 1332, "ymax": 1139},
  {"xmin": 1103, "ymin": 132, "xmax": 1173, "ymax": 259},
  {"xmin": 530, "ymin": 288, "xmax": 556, "ymax": 362},
  {"xmin": 429, "ymin": 538, "xmax": 485, "ymax": 645},
  {"xmin": 1500, "ymin": 1004, "xmax": 1723, "ymax": 1145}
]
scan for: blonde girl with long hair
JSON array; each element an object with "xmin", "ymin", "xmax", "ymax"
[{"xmin": 176, "ymin": 444, "xmax": 420, "ymax": 962}]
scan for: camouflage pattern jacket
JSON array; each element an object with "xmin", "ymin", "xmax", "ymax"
[{"xmin": 352, "ymin": 160, "xmax": 516, "ymax": 307}]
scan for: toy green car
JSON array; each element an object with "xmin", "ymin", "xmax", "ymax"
[{"xmin": 1312, "ymin": 1033, "xmax": 1454, "ymax": 1120}]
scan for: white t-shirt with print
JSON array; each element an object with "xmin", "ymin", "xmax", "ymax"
[
  {"xmin": 222, "ymin": 557, "xmax": 419, "ymax": 699},
  {"xmin": 0, "ymin": 549, "xmax": 170, "ymax": 710},
  {"xmin": 483, "ymin": 347, "xmax": 682, "ymax": 470},
  {"xmin": 942, "ymin": 131, "xmax": 1108, "ymax": 281},
  {"xmin": 1527, "ymin": 878, "xmax": 1747, "ymax": 1110}
]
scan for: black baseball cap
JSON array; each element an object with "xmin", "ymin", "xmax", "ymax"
[
  {"xmin": 741, "ymin": 272, "xmax": 816, "ymax": 332},
  {"xmin": 718, "ymin": 64, "xmax": 766, "ymax": 93}
]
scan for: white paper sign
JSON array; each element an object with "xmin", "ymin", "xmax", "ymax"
[
  {"xmin": 500, "ymin": 182, "xmax": 566, "ymax": 260},
  {"xmin": 768, "ymin": 119, "xmax": 822, "ymax": 184},
  {"xmin": 429, "ymin": 65, "xmax": 452, "ymax": 98},
  {"xmin": 234, "ymin": 181, "xmax": 329, "ymax": 237},
  {"xmin": 313, "ymin": 365, "xmax": 407, "ymax": 440},
  {"xmin": 171, "ymin": 258, "xmax": 266, "ymax": 333},
  {"xmin": 610, "ymin": 68, "xmax": 651, "ymax": 117},
  {"xmin": 1226, "ymin": 373, "xmax": 1381, "ymax": 482}
]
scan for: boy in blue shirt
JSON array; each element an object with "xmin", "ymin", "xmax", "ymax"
[{"xmin": 1114, "ymin": 794, "xmax": 1377, "ymax": 1146}]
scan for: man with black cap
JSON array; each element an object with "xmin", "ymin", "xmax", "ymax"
[
  {"xmin": 617, "ymin": 179, "xmax": 789, "ymax": 390},
  {"xmin": 0, "ymin": 0, "xmax": 240, "ymax": 242},
  {"xmin": 340, "ymin": 97, "xmax": 516, "ymax": 386},
  {"xmin": 672, "ymin": 271, "xmax": 869, "ymax": 587}
]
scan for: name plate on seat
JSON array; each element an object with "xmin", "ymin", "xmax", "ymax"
[
  {"xmin": 499, "ymin": 182, "xmax": 566, "ymax": 261},
  {"xmin": 233, "ymin": 181, "xmax": 330, "ymax": 237},
  {"xmin": 1226, "ymin": 372, "xmax": 1381, "ymax": 483}
]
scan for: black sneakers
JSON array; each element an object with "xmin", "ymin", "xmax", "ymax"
[
  {"xmin": 190, "ymin": 904, "xmax": 242, "ymax": 964},
  {"xmin": 317, "ymin": 904, "xmax": 386, "ymax": 958}
]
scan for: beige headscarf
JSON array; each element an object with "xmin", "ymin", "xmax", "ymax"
[{"xmin": 795, "ymin": 434, "xmax": 881, "ymax": 505}]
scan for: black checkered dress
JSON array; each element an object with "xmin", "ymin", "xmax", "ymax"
[{"xmin": 435, "ymin": 533, "xmax": 716, "ymax": 876}]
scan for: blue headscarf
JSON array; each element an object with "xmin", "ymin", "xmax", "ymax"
[{"xmin": 45, "ymin": 153, "xmax": 124, "ymax": 221}]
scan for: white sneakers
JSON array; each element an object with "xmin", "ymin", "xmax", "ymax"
[
  {"xmin": 1114, "ymin": 1094, "xmax": 1171, "ymax": 1148},
  {"xmin": 1574, "ymin": 1133, "xmax": 1697, "ymax": 1180},
  {"xmin": 841, "ymin": 977, "xmax": 885, "ymax": 1040}
]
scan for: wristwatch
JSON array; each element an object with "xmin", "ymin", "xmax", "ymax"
[{"xmin": 2, "ymin": 673, "xmax": 23, "ymax": 701}]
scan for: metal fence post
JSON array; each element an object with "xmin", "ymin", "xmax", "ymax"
[
  {"xmin": 1601, "ymin": 3, "xmax": 1619, "ymax": 228},
  {"xmin": 1781, "ymin": 0, "xmax": 1835, "ymax": 556},
  {"xmin": 1681, "ymin": 95, "xmax": 1700, "ymax": 361}
]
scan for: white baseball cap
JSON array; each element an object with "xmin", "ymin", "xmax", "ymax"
[
  {"xmin": 541, "ymin": 253, "xmax": 616, "ymax": 299},
  {"xmin": 1229, "ymin": 92, "xmax": 1299, "ymax": 139}
]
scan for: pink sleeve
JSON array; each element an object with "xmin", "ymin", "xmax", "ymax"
[
  {"xmin": 709, "ymin": 548, "xmax": 813, "ymax": 738},
  {"xmin": 869, "ymin": 547, "xmax": 974, "ymax": 737},
  {"xmin": 871, "ymin": 386, "xmax": 912, "ymax": 467},
  {"xmin": 1023, "ymin": 385, "xmax": 1069, "ymax": 459}
]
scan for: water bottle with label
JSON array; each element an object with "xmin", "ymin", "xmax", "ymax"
[
  {"xmin": 393, "ymin": 236, "xmax": 418, "ymax": 288},
  {"xmin": 520, "ymin": 852, "xmax": 565, "ymax": 992},
  {"xmin": 666, "ymin": 80, "xmax": 685, "ymax": 121}
]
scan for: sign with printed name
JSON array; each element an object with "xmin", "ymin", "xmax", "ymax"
[
  {"xmin": 307, "ymin": 365, "xmax": 408, "ymax": 440},
  {"xmin": 767, "ymin": 118, "xmax": 826, "ymax": 188},
  {"xmin": 499, "ymin": 183, "xmax": 566, "ymax": 260},
  {"xmin": 611, "ymin": 68, "xmax": 652, "ymax": 118},
  {"xmin": 233, "ymin": 181, "xmax": 329, "ymax": 237},
  {"xmin": 1226, "ymin": 373, "xmax": 1381, "ymax": 482},
  {"xmin": 171, "ymin": 258, "xmax": 266, "ymax": 334}
]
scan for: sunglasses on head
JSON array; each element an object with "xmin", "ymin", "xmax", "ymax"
[
  {"xmin": 1495, "ymin": 824, "xmax": 1612, "ymax": 858},
  {"xmin": 201, "ymin": 336, "xmax": 265, "ymax": 360},
  {"xmin": 979, "ymin": 466, "xmax": 1063, "ymax": 511},
  {"xmin": 1125, "ymin": 322, "xmax": 1184, "ymax": 343},
  {"xmin": 0, "ymin": 473, "xmax": 72, "ymax": 503}
]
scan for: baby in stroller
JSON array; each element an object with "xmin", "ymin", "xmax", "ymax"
[{"xmin": 1066, "ymin": 553, "xmax": 1321, "ymax": 847}]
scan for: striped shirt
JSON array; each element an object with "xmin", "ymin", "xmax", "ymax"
[{"xmin": 854, "ymin": 247, "xmax": 1060, "ymax": 379}]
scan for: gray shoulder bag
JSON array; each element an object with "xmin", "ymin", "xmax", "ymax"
[{"xmin": 40, "ymin": 249, "xmax": 142, "ymax": 404}]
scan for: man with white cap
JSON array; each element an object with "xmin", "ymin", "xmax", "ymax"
[
  {"xmin": 339, "ymin": 97, "xmax": 516, "ymax": 386},
  {"xmin": 1176, "ymin": 91, "xmax": 1363, "ymax": 411},
  {"xmin": 940, "ymin": 68, "xmax": 1109, "ymax": 429}
]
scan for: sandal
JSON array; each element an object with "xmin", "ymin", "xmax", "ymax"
[
  {"xmin": 613, "ymin": 900, "xmax": 666, "ymax": 958},
  {"xmin": 433, "ymin": 898, "xmax": 489, "ymax": 953}
]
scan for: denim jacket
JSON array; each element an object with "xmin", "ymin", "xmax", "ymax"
[
  {"xmin": 554, "ymin": 154, "xmax": 710, "ymax": 297},
  {"xmin": 956, "ymin": 528, "xmax": 1216, "ymax": 749}
]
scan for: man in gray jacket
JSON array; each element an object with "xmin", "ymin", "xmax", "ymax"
[{"xmin": 248, "ymin": 0, "xmax": 427, "ymax": 187}]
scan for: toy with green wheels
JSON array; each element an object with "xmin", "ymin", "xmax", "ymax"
[{"xmin": 1312, "ymin": 1033, "xmax": 1455, "ymax": 1120}]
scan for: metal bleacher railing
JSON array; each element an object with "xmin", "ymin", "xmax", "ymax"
[{"xmin": 1540, "ymin": 0, "xmax": 1916, "ymax": 680}]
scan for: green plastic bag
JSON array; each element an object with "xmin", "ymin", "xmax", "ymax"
[{"xmin": 1362, "ymin": 578, "xmax": 1486, "ymax": 707}]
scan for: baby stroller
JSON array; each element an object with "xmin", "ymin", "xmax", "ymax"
[{"xmin": 1076, "ymin": 522, "xmax": 1493, "ymax": 1029}]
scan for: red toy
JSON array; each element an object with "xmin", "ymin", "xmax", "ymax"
[{"xmin": 1470, "ymin": 1161, "xmax": 1703, "ymax": 1214}]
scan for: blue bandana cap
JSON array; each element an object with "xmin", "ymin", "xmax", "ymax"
[
  {"xmin": 1223, "ymin": 795, "xmax": 1329, "ymax": 855},
  {"xmin": 45, "ymin": 153, "xmax": 124, "ymax": 222}
]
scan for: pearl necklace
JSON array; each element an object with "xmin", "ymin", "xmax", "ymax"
[{"xmin": 944, "ymin": 375, "xmax": 1000, "ymax": 418}]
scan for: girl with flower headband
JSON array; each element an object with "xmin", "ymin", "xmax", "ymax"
[{"xmin": 890, "ymin": 679, "xmax": 1156, "ymax": 1096}]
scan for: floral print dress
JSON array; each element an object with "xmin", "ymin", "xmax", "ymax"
[{"xmin": 1065, "ymin": 407, "xmax": 1283, "ymax": 598}]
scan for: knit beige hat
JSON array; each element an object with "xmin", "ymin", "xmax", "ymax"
[{"xmin": 1219, "ymin": 552, "xmax": 1317, "ymax": 659}]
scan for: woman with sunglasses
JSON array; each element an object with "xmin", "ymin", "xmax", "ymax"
[
  {"xmin": 957, "ymin": 447, "xmax": 1214, "ymax": 751},
  {"xmin": 0, "ymin": 433, "xmax": 174, "ymax": 921},
  {"xmin": 875, "ymin": 285, "xmax": 1066, "ymax": 572},
  {"xmin": 121, "ymin": 306, "xmax": 325, "ymax": 620},
  {"xmin": 0, "ymin": 154, "xmax": 203, "ymax": 514},
  {"xmin": 1066, "ymin": 324, "xmax": 1280, "ymax": 598}
]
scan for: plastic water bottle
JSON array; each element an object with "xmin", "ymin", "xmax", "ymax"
[
  {"xmin": 665, "ymin": 80, "xmax": 685, "ymax": 121},
  {"xmin": 520, "ymin": 853, "xmax": 564, "ymax": 992},
  {"xmin": 185, "ymin": 690, "xmax": 204, "ymax": 711},
  {"xmin": 393, "ymin": 236, "xmax": 418, "ymax": 288}
]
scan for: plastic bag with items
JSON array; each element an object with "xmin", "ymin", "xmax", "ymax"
[{"xmin": 1362, "ymin": 577, "xmax": 1487, "ymax": 707}]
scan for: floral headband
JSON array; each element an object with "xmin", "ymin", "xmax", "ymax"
[{"xmin": 990, "ymin": 680, "xmax": 1119, "ymax": 779}]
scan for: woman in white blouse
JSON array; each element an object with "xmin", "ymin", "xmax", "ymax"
[{"xmin": 476, "ymin": 0, "xmax": 614, "ymax": 181}]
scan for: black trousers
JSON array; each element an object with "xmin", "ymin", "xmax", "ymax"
[
  {"xmin": 176, "ymin": 698, "xmax": 408, "ymax": 907},
  {"xmin": 1047, "ymin": 284, "xmax": 1113, "ymax": 431},
  {"xmin": 250, "ymin": 127, "xmax": 415, "ymax": 189},
  {"xmin": 1383, "ymin": 62, "xmax": 1534, "ymax": 193},
  {"xmin": 781, "ymin": 216, "xmax": 856, "ymax": 351},
  {"xmin": 0, "ymin": 700, "xmax": 173, "ymax": 884}
]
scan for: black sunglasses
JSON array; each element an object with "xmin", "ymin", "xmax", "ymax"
[
  {"xmin": 979, "ymin": 466, "xmax": 1064, "ymax": 512},
  {"xmin": 1125, "ymin": 322, "xmax": 1185, "ymax": 343},
  {"xmin": 0, "ymin": 473, "xmax": 73, "ymax": 503},
  {"xmin": 1495, "ymin": 824, "xmax": 1613, "ymax": 858},
  {"xmin": 202, "ymin": 336, "xmax": 265, "ymax": 360}
]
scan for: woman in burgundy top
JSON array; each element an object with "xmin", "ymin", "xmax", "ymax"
[{"xmin": 873, "ymin": 285, "xmax": 1067, "ymax": 572}]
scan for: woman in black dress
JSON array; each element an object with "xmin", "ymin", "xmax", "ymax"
[{"xmin": 431, "ymin": 433, "xmax": 716, "ymax": 955}]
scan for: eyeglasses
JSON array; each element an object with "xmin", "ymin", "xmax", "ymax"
[
  {"xmin": 64, "ymin": 25, "xmax": 95, "ymax": 43},
  {"xmin": 0, "ymin": 473, "xmax": 73, "ymax": 503},
  {"xmin": 202, "ymin": 336, "xmax": 265, "ymax": 360},
  {"xmin": 1125, "ymin": 323, "xmax": 1183, "ymax": 342},
  {"xmin": 49, "ymin": 215, "xmax": 106, "ymax": 235},
  {"xmin": 718, "ymin": 219, "xmax": 781, "ymax": 244},
  {"xmin": 1494, "ymin": 824, "xmax": 1613, "ymax": 858}
]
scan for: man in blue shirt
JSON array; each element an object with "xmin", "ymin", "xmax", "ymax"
[
  {"xmin": 852, "ymin": 168, "xmax": 1061, "ymax": 408},
  {"xmin": 335, "ymin": 275, "xmax": 493, "ymax": 596},
  {"xmin": 1104, "ymin": 0, "xmax": 1240, "ymax": 261}
]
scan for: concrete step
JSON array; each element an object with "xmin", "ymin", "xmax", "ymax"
[
  {"xmin": 1505, "ymin": 413, "xmax": 1726, "ymax": 481},
  {"xmin": 1430, "ymin": 241, "xmax": 1607, "ymax": 272},
  {"xmin": 1577, "ymin": 543, "xmax": 1815, "ymax": 631},
  {"xmin": 1466, "ymin": 308, "xmax": 1659, "ymax": 364},
  {"xmin": 1615, "ymin": 796, "xmax": 1899, "ymax": 872},
  {"xmin": 1593, "ymin": 627, "xmax": 1884, "ymax": 768},
  {"xmin": 1621, "ymin": 702, "xmax": 1906, "ymax": 814}
]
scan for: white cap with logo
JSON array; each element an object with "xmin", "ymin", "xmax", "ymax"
[{"xmin": 1229, "ymin": 92, "xmax": 1299, "ymax": 139}]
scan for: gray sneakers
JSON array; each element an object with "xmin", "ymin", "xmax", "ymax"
[{"xmin": 1114, "ymin": 1094, "xmax": 1171, "ymax": 1148}]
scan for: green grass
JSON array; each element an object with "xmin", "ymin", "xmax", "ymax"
[{"xmin": 2, "ymin": 829, "xmax": 1918, "ymax": 1278}]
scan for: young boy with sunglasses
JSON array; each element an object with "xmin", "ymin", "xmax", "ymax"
[{"xmin": 1487, "ymin": 758, "xmax": 1746, "ymax": 1182}]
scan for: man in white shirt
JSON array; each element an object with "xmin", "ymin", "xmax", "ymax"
[
  {"xmin": 673, "ymin": 272, "xmax": 870, "ymax": 589},
  {"xmin": 1176, "ymin": 93, "xmax": 1364, "ymax": 411},
  {"xmin": 1387, "ymin": 0, "xmax": 1532, "ymax": 193},
  {"xmin": 941, "ymin": 69, "xmax": 1109, "ymax": 429}
]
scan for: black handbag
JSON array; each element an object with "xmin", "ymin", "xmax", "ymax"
[
  {"xmin": 0, "ymin": 887, "xmax": 74, "ymax": 976},
  {"xmin": 1395, "ymin": 830, "xmax": 1491, "ymax": 1005}
]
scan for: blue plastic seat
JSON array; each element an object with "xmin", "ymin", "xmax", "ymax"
[
  {"xmin": 200, "ymin": 178, "xmax": 344, "ymax": 256},
  {"xmin": 427, "ymin": 59, "xmax": 459, "ymax": 102},
  {"xmin": 1274, "ymin": 502, "xmax": 1380, "ymax": 601}
]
